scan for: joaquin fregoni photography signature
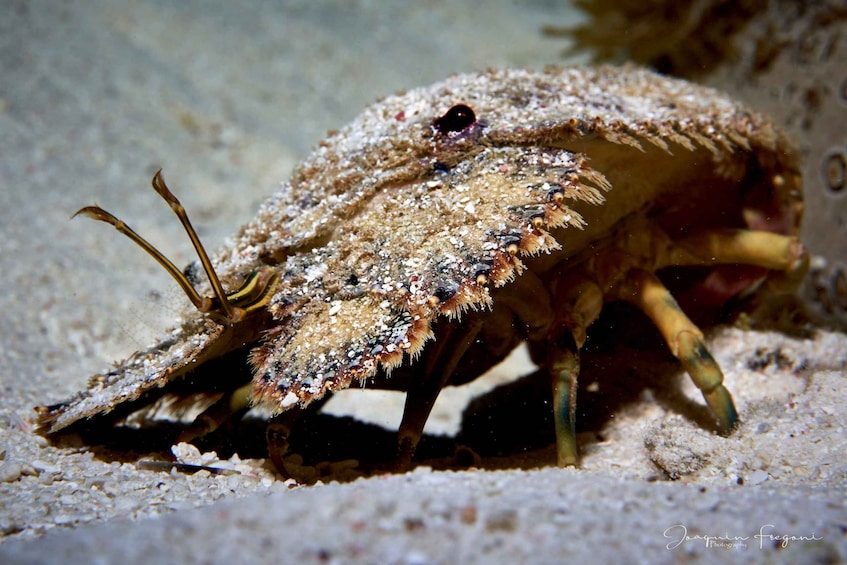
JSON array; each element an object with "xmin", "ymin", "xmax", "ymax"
[{"xmin": 664, "ymin": 524, "xmax": 823, "ymax": 551}]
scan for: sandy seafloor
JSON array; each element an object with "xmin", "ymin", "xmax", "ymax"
[{"xmin": 1, "ymin": 1, "xmax": 846, "ymax": 563}]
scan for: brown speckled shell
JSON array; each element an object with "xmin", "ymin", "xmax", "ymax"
[{"xmin": 37, "ymin": 65, "xmax": 801, "ymax": 432}]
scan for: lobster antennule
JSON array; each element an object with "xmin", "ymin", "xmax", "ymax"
[{"xmin": 73, "ymin": 170, "xmax": 247, "ymax": 324}]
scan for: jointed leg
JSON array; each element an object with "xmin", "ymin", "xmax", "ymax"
[
  {"xmin": 612, "ymin": 268, "xmax": 738, "ymax": 434},
  {"xmin": 532, "ymin": 272, "xmax": 604, "ymax": 466},
  {"xmin": 266, "ymin": 409, "xmax": 303, "ymax": 477},
  {"xmin": 601, "ymin": 225, "xmax": 807, "ymax": 434},
  {"xmin": 396, "ymin": 318, "xmax": 483, "ymax": 467},
  {"xmin": 669, "ymin": 229, "xmax": 806, "ymax": 272},
  {"xmin": 265, "ymin": 396, "xmax": 330, "ymax": 478},
  {"xmin": 547, "ymin": 332, "xmax": 581, "ymax": 466},
  {"xmin": 176, "ymin": 383, "xmax": 252, "ymax": 444}
]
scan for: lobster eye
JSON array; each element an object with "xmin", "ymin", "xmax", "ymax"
[{"xmin": 433, "ymin": 104, "xmax": 476, "ymax": 134}]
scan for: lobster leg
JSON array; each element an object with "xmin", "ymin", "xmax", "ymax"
[
  {"xmin": 601, "ymin": 226, "xmax": 807, "ymax": 435},
  {"xmin": 546, "ymin": 333, "xmax": 581, "ymax": 466},
  {"xmin": 666, "ymin": 229, "xmax": 806, "ymax": 273},
  {"xmin": 529, "ymin": 272, "xmax": 604, "ymax": 466},
  {"xmin": 396, "ymin": 317, "xmax": 483, "ymax": 467},
  {"xmin": 611, "ymin": 268, "xmax": 739, "ymax": 434}
]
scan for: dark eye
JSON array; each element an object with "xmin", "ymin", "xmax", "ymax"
[{"xmin": 433, "ymin": 104, "xmax": 476, "ymax": 134}]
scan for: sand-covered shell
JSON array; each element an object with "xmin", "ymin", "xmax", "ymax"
[{"xmin": 36, "ymin": 66, "xmax": 803, "ymax": 465}]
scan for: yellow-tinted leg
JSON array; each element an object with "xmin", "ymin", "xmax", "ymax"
[
  {"xmin": 670, "ymin": 229, "xmax": 806, "ymax": 272},
  {"xmin": 609, "ymin": 226, "xmax": 809, "ymax": 433},
  {"xmin": 613, "ymin": 269, "xmax": 739, "ymax": 434}
]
